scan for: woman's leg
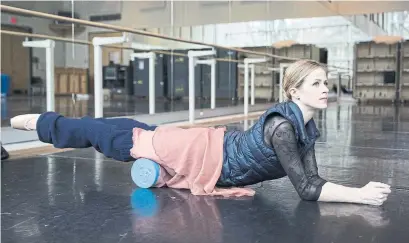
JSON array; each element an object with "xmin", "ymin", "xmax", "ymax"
[
  {"xmin": 36, "ymin": 112, "xmax": 137, "ymax": 162},
  {"xmin": 92, "ymin": 117, "xmax": 157, "ymax": 131}
]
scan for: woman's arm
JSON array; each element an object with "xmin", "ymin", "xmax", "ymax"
[
  {"xmin": 300, "ymin": 145, "xmax": 384, "ymax": 204},
  {"xmin": 301, "ymin": 146, "xmax": 327, "ymax": 189},
  {"xmin": 268, "ymin": 121, "xmax": 325, "ymax": 201},
  {"xmin": 266, "ymin": 117, "xmax": 391, "ymax": 205}
]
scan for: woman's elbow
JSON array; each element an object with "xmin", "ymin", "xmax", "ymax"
[{"xmin": 297, "ymin": 185, "xmax": 321, "ymax": 201}]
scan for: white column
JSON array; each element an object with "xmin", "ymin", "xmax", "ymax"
[
  {"xmin": 92, "ymin": 33, "xmax": 129, "ymax": 118},
  {"xmin": 188, "ymin": 55, "xmax": 195, "ymax": 124},
  {"xmin": 149, "ymin": 55, "xmax": 156, "ymax": 114},
  {"xmin": 244, "ymin": 62, "xmax": 249, "ymax": 116},
  {"xmin": 130, "ymin": 52, "xmax": 157, "ymax": 114},
  {"xmin": 243, "ymin": 58, "xmax": 268, "ymax": 115},
  {"xmin": 22, "ymin": 39, "xmax": 56, "ymax": 112},
  {"xmin": 45, "ymin": 41, "xmax": 55, "ymax": 111},
  {"xmin": 197, "ymin": 59, "xmax": 216, "ymax": 109},
  {"xmin": 210, "ymin": 60, "xmax": 216, "ymax": 109},
  {"xmin": 250, "ymin": 64, "xmax": 255, "ymax": 106},
  {"xmin": 187, "ymin": 49, "xmax": 216, "ymax": 123},
  {"xmin": 94, "ymin": 45, "xmax": 103, "ymax": 118}
]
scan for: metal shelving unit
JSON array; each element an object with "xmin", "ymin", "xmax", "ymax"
[
  {"xmin": 237, "ymin": 46, "xmax": 274, "ymax": 101},
  {"xmin": 353, "ymin": 41, "xmax": 400, "ymax": 103}
]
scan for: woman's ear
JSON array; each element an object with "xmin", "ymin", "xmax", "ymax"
[{"xmin": 289, "ymin": 87, "xmax": 298, "ymax": 100}]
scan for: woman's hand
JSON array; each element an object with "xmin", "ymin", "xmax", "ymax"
[
  {"xmin": 357, "ymin": 181, "xmax": 391, "ymax": 206},
  {"xmin": 318, "ymin": 181, "xmax": 391, "ymax": 206}
]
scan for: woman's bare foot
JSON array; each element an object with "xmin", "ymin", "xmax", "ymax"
[{"xmin": 10, "ymin": 114, "xmax": 40, "ymax": 131}]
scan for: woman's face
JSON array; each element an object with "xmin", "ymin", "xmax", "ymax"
[{"xmin": 293, "ymin": 68, "xmax": 329, "ymax": 110}]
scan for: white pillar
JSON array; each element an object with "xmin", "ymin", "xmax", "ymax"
[
  {"xmin": 94, "ymin": 45, "xmax": 103, "ymax": 118},
  {"xmin": 244, "ymin": 62, "xmax": 249, "ymax": 116},
  {"xmin": 46, "ymin": 42, "xmax": 55, "ymax": 111},
  {"xmin": 130, "ymin": 52, "xmax": 157, "ymax": 114},
  {"xmin": 250, "ymin": 64, "xmax": 255, "ymax": 106},
  {"xmin": 197, "ymin": 59, "xmax": 216, "ymax": 109},
  {"xmin": 22, "ymin": 39, "xmax": 56, "ymax": 112},
  {"xmin": 188, "ymin": 55, "xmax": 195, "ymax": 124},
  {"xmin": 242, "ymin": 58, "xmax": 268, "ymax": 115},
  {"xmin": 187, "ymin": 49, "xmax": 216, "ymax": 123},
  {"xmin": 92, "ymin": 33, "xmax": 129, "ymax": 118},
  {"xmin": 149, "ymin": 55, "xmax": 156, "ymax": 114},
  {"xmin": 210, "ymin": 60, "xmax": 216, "ymax": 109}
]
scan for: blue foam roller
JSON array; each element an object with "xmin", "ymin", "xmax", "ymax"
[{"xmin": 131, "ymin": 158, "xmax": 160, "ymax": 188}]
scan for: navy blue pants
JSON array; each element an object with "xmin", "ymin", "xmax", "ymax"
[{"xmin": 36, "ymin": 112, "xmax": 157, "ymax": 162}]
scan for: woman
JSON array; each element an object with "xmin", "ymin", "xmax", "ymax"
[{"xmin": 11, "ymin": 60, "xmax": 391, "ymax": 205}]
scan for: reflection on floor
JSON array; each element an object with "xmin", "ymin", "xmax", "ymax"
[{"xmin": 2, "ymin": 102, "xmax": 409, "ymax": 243}]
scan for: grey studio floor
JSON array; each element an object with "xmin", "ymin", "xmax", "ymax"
[{"xmin": 2, "ymin": 100, "xmax": 409, "ymax": 243}]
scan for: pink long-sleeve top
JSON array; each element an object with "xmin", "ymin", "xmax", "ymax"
[{"xmin": 130, "ymin": 126, "xmax": 255, "ymax": 197}]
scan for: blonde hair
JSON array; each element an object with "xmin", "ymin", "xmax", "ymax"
[{"xmin": 282, "ymin": 59, "xmax": 327, "ymax": 101}]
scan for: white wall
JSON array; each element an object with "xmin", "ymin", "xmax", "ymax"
[
  {"xmin": 1, "ymin": 1, "xmax": 65, "ymax": 81},
  {"xmin": 121, "ymin": 1, "xmax": 409, "ymax": 29},
  {"xmin": 121, "ymin": 1, "xmax": 333, "ymax": 29},
  {"xmin": 3, "ymin": 0, "xmax": 407, "ymax": 79},
  {"xmin": 55, "ymin": 0, "xmax": 335, "ymax": 69}
]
